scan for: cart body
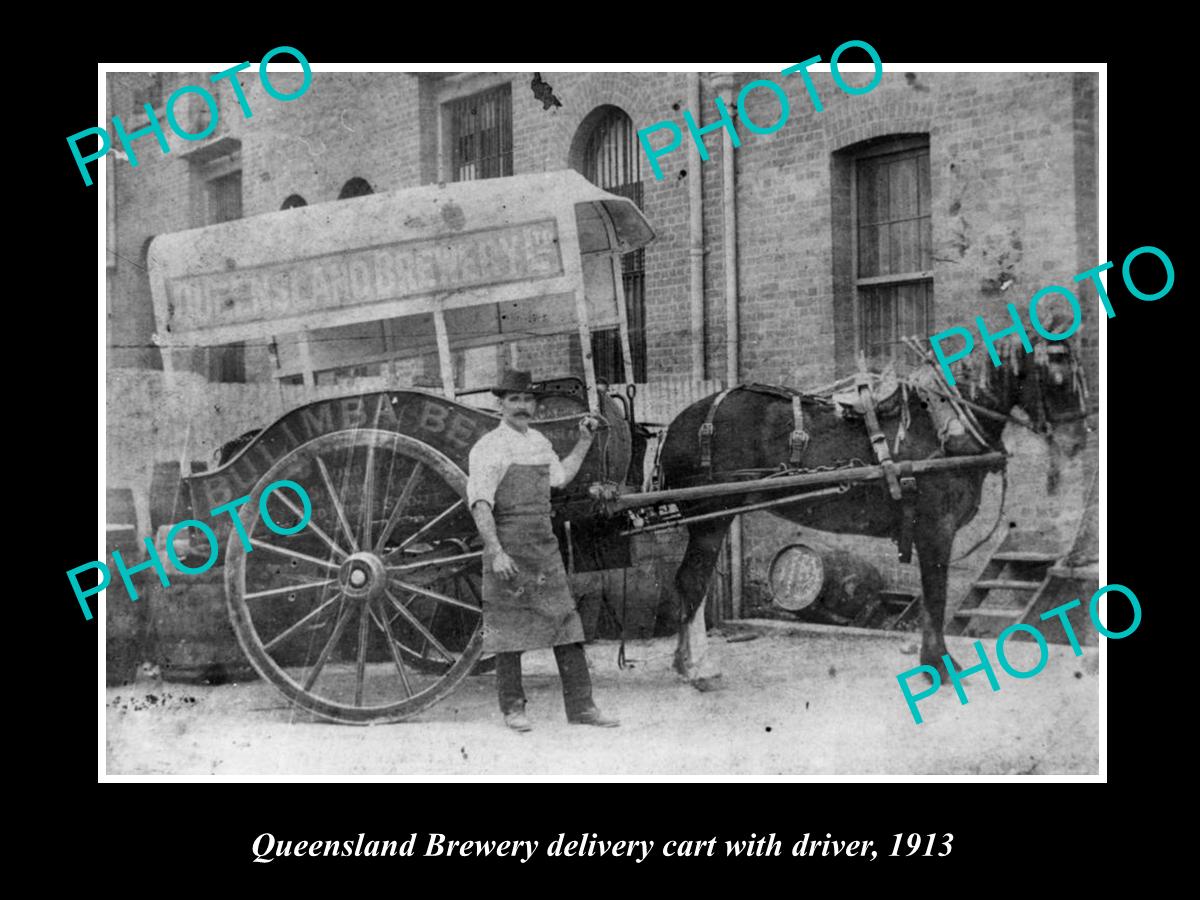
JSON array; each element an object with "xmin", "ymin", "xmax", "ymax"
[{"xmin": 146, "ymin": 172, "xmax": 653, "ymax": 723}]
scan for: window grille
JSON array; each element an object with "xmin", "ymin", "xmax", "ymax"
[
  {"xmin": 448, "ymin": 84, "xmax": 513, "ymax": 182},
  {"xmin": 852, "ymin": 140, "xmax": 932, "ymax": 370},
  {"xmin": 581, "ymin": 107, "xmax": 647, "ymax": 383}
]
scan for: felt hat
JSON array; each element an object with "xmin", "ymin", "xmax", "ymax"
[{"xmin": 491, "ymin": 369, "xmax": 535, "ymax": 397}]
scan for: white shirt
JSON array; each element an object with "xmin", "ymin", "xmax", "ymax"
[{"xmin": 467, "ymin": 419, "xmax": 566, "ymax": 509}]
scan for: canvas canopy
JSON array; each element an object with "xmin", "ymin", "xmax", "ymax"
[{"xmin": 147, "ymin": 170, "xmax": 655, "ymax": 391}]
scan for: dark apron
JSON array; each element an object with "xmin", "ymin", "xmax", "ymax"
[{"xmin": 481, "ymin": 464, "xmax": 585, "ymax": 653}]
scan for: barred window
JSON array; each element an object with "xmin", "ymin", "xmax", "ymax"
[
  {"xmin": 578, "ymin": 106, "xmax": 647, "ymax": 384},
  {"xmin": 853, "ymin": 138, "xmax": 932, "ymax": 370},
  {"xmin": 448, "ymin": 84, "xmax": 513, "ymax": 182}
]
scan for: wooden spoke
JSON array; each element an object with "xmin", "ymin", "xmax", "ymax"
[
  {"xmin": 386, "ymin": 550, "xmax": 483, "ymax": 574},
  {"xmin": 457, "ymin": 573, "xmax": 483, "ymax": 605},
  {"xmin": 354, "ymin": 605, "xmax": 370, "ymax": 707},
  {"xmin": 368, "ymin": 599, "xmax": 413, "ymax": 698},
  {"xmin": 244, "ymin": 578, "xmax": 337, "ymax": 601},
  {"xmin": 389, "ymin": 577, "xmax": 482, "ymax": 615},
  {"xmin": 373, "ymin": 462, "xmax": 424, "ymax": 553},
  {"xmin": 269, "ymin": 489, "xmax": 350, "ymax": 562},
  {"xmin": 249, "ymin": 538, "xmax": 342, "ymax": 572},
  {"xmin": 360, "ymin": 439, "xmax": 376, "ymax": 550},
  {"xmin": 417, "ymin": 601, "xmax": 442, "ymax": 665},
  {"xmin": 315, "ymin": 455, "xmax": 359, "ymax": 553},
  {"xmin": 384, "ymin": 589, "xmax": 456, "ymax": 662},
  {"xmin": 376, "ymin": 417, "xmax": 401, "ymax": 547},
  {"xmin": 226, "ymin": 425, "xmax": 485, "ymax": 724},
  {"xmin": 302, "ymin": 600, "xmax": 355, "ymax": 691},
  {"xmin": 386, "ymin": 499, "xmax": 466, "ymax": 558},
  {"xmin": 264, "ymin": 591, "xmax": 345, "ymax": 652}
]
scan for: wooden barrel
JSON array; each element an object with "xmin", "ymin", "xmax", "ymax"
[
  {"xmin": 768, "ymin": 544, "xmax": 825, "ymax": 611},
  {"xmin": 769, "ymin": 542, "xmax": 884, "ymax": 623},
  {"xmin": 145, "ymin": 572, "xmax": 258, "ymax": 684},
  {"xmin": 106, "ymin": 488, "xmax": 147, "ymax": 686}
]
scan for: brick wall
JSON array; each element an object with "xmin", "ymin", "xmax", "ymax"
[
  {"xmin": 106, "ymin": 71, "xmax": 427, "ymax": 372},
  {"xmin": 108, "ymin": 70, "xmax": 1099, "ymax": 623}
]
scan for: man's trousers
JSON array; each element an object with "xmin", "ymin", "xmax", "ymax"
[{"xmin": 496, "ymin": 642, "xmax": 594, "ymax": 718}]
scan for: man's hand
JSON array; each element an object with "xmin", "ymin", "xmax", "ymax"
[
  {"xmin": 491, "ymin": 548, "xmax": 520, "ymax": 580},
  {"xmin": 471, "ymin": 501, "xmax": 519, "ymax": 580},
  {"xmin": 559, "ymin": 416, "xmax": 601, "ymax": 485}
]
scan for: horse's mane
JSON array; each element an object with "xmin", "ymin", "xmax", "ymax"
[{"xmin": 946, "ymin": 333, "xmax": 1028, "ymax": 403}]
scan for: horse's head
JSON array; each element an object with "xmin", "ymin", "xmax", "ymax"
[
  {"xmin": 957, "ymin": 325, "xmax": 1091, "ymax": 492},
  {"xmin": 1003, "ymin": 330, "xmax": 1092, "ymax": 492},
  {"xmin": 1016, "ymin": 336, "xmax": 1091, "ymax": 454}
]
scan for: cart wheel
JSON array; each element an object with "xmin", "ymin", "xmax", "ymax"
[
  {"xmin": 225, "ymin": 429, "xmax": 489, "ymax": 724},
  {"xmin": 389, "ymin": 538, "xmax": 495, "ymax": 675}
]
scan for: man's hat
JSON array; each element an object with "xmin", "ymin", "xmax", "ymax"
[{"xmin": 491, "ymin": 369, "xmax": 536, "ymax": 397}]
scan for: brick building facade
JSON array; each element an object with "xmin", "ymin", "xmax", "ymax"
[{"xmin": 106, "ymin": 68, "xmax": 1099, "ymax": 623}]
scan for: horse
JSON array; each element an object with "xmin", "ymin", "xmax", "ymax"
[{"xmin": 658, "ymin": 334, "xmax": 1092, "ymax": 689}]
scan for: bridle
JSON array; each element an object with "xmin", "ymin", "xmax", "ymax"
[
  {"xmin": 914, "ymin": 380, "xmax": 1046, "ymax": 436},
  {"xmin": 902, "ymin": 335, "xmax": 1091, "ymax": 437}
]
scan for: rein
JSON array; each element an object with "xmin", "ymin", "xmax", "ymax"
[
  {"xmin": 913, "ymin": 381, "xmax": 1047, "ymax": 435},
  {"xmin": 950, "ymin": 468, "xmax": 1009, "ymax": 563},
  {"xmin": 898, "ymin": 335, "xmax": 1072, "ymax": 438}
]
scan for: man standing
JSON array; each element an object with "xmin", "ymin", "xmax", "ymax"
[{"xmin": 467, "ymin": 370, "xmax": 619, "ymax": 732}]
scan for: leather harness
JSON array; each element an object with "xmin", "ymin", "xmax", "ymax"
[
  {"xmin": 696, "ymin": 379, "xmax": 920, "ymax": 563},
  {"xmin": 699, "ymin": 384, "xmax": 810, "ymax": 478}
]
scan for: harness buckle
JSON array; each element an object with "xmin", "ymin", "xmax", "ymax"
[{"xmin": 698, "ymin": 422, "xmax": 715, "ymax": 474}]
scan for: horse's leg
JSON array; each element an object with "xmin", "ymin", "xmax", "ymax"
[
  {"xmin": 914, "ymin": 512, "xmax": 961, "ymax": 681},
  {"xmin": 673, "ymin": 519, "xmax": 728, "ymax": 691}
]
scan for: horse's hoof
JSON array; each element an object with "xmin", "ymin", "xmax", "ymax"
[
  {"xmin": 691, "ymin": 674, "xmax": 723, "ymax": 693},
  {"xmin": 921, "ymin": 655, "xmax": 956, "ymax": 683}
]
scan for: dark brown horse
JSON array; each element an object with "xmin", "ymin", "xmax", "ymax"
[{"xmin": 659, "ymin": 334, "xmax": 1091, "ymax": 689}]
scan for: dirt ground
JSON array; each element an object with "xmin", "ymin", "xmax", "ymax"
[{"xmin": 104, "ymin": 621, "xmax": 1099, "ymax": 777}]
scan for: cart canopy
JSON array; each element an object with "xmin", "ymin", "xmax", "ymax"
[{"xmin": 147, "ymin": 170, "xmax": 655, "ymax": 367}]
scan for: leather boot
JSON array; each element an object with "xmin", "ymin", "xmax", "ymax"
[
  {"xmin": 567, "ymin": 706, "xmax": 620, "ymax": 727},
  {"xmin": 504, "ymin": 703, "xmax": 533, "ymax": 732}
]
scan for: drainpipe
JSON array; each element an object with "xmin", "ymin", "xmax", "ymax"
[
  {"xmin": 687, "ymin": 73, "xmax": 705, "ymax": 382},
  {"xmin": 713, "ymin": 73, "xmax": 743, "ymax": 619}
]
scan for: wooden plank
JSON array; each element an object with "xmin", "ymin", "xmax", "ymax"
[
  {"xmin": 298, "ymin": 331, "xmax": 315, "ymax": 388},
  {"xmin": 975, "ymin": 579, "xmax": 1043, "ymax": 591},
  {"xmin": 993, "ymin": 551, "xmax": 1060, "ymax": 563},
  {"xmin": 574, "ymin": 289, "xmax": 599, "ymax": 415},
  {"xmin": 953, "ymin": 607, "xmax": 1025, "ymax": 619},
  {"xmin": 432, "ymin": 308, "xmax": 456, "ymax": 399},
  {"xmin": 1048, "ymin": 564, "xmax": 1100, "ymax": 580}
]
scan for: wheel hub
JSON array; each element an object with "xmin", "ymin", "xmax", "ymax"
[{"xmin": 339, "ymin": 552, "xmax": 387, "ymax": 601}]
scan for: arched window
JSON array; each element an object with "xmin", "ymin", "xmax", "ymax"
[
  {"xmin": 573, "ymin": 106, "xmax": 647, "ymax": 384},
  {"xmin": 338, "ymin": 177, "xmax": 373, "ymax": 200},
  {"xmin": 281, "ymin": 194, "xmax": 307, "ymax": 210}
]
